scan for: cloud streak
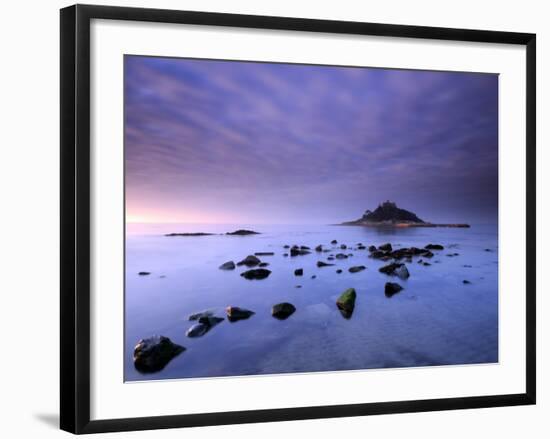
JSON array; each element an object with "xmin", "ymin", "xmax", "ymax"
[{"xmin": 125, "ymin": 56, "xmax": 498, "ymax": 224}]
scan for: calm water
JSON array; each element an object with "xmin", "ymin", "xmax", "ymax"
[{"xmin": 125, "ymin": 223, "xmax": 498, "ymax": 381}]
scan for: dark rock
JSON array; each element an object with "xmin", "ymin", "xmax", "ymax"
[
  {"xmin": 463, "ymin": 280, "xmax": 471, "ymax": 284},
  {"xmin": 283, "ymin": 253, "xmax": 289, "ymax": 257},
  {"xmin": 255, "ymin": 252, "xmax": 274, "ymax": 256},
  {"xmin": 311, "ymin": 275, "xmax": 317, "ymax": 279},
  {"xmin": 300, "ymin": 245, "xmax": 310, "ymax": 250},
  {"xmin": 317, "ymin": 261, "xmax": 335, "ymax": 267},
  {"xmin": 186, "ymin": 316, "xmax": 224, "ymax": 338},
  {"xmin": 219, "ymin": 261, "xmax": 236, "ymax": 270},
  {"xmin": 284, "ymin": 245, "xmax": 290, "ymax": 249},
  {"xmin": 138, "ymin": 271, "xmax": 151, "ymax": 276},
  {"xmin": 258, "ymin": 262, "xmax": 269, "ymax": 267},
  {"xmin": 240, "ymin": 268, "xmax": 271, "ymax": 280},
  {"xmin": 348, "ymin": 265, "xmax": 366, "ymax": 273},
  {"xmin": 327, "ymin": 256, "xmax": 335, "ymax": 261},
  {"xmin": 357, "ymin": 245, "xmax": 366, "ymax": 250},
  {"xmin": 425, "ymin": 244, "xmax": 444, "ymax": 250},
  {"xmin": 290, "ymin": 247, "xmax": 311, "ymax": 257},
  {"xmin": 463, "ymin": 264, "xmax": 473, "ymax": 268},
  {"xmin": 385, "ymin": 282, "xmax": 403, "ymax": 297},
  {"xmin": 335, "ymin": 253, "xmax": 348, "ymax": 259},
  {"xmin": 368, "ymin": 245, "xmax": 377, "ymax": 252},
  {"xmin": 379, "ymin": 262, "xmax": 409, "ymax": 279},
  {"xmin": 340, "ymin": 244, "xmax": 347, "ymax": 249},
  {"xmin": 133, "ymin": 336, "xmax": 185, "ymax": 373},
  {"xmin": 226, "ymin": 306, "xmax": 255, "ymax": 322},
  {"xmin": 315, "ymin": 245, "xmax": 323, "ymax": 252},
  {"xmin": 336, "ymin": 269, "xmax": 343, "ymax": 274},
  {"xmin": 188, "ymin": 310, "xmax": 213, "ymax": 321},
  {"xmin": 226, "ymin": 229, "xmax": 260, "ymax": 235},
  {"xmin": 294, "ymin": 268, "xmax": 303, "ymax": 276},
  {"xmin": 348, "ymin": 253, "xmax": 354, "ymax": 257},
  {"xmin": 237, "ymin": 255, "xmax": 261, "ymax": 267},
  {"xmin": 331, "ymin": 240, "xmax": 338, "ymax": 244},
  {"xmin": 423, "ymin": 250, "xmax": 434, "ymax": 258},
  {"xmin": 336, "ymin": 288, "xmax": 356, "ymax": 318},
  {"xmin": 165, "ymin": 232, "xmax": 214, "ymax": 237},
  {"xmin": 484, "ymin": 248, "xmax": 492, "ymax": 252},
  {"xmin": 423, "ymin": 262, "xmax": 431, "ymax": 266},
  {"xmin": 295, "ymin": 285, "xmax": 302, "ymax": 289},
  {"xmin": 379, "ymin": 243, "xmax": 392, "ymax": 252},
  {"xmin": 272, "ymin": 302, "xmax": 296, "ymax": 319},
  {"xmin": 369, "ymin": 250, "xmax": 389, "ymax": 259}
]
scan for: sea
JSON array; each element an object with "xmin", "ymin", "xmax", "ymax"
[{"xmin": 125, "ymin": 222, "xmax": 498, "ymax": 382}]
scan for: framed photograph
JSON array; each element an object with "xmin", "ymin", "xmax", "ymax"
[{"xmin": 60, "ymin": 4, "xmax": 536, "ymax": 434}]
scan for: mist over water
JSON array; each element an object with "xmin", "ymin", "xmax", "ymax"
[{"xmin": 124, "ymin": 223, "xmax": 498, "ymax": 381}]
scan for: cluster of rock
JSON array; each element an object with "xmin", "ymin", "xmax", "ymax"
[
  {"xmin": 165, "ymin": 229, "xmax": 260, "ymax": 237},
  {"xmin": 135, "ymin": 231, "xmax": 481, "ymax": 373}
]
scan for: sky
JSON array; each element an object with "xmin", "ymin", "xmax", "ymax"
[{"xmin": 125, "ymin": 56, "xmax": 498, "ymax": 225}]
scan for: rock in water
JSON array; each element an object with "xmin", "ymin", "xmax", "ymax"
[
  {"xmin": 463, "ymin": 280, "xmax": 471, "ymax": 284},
  {"xmin": 425, "ymin": 244, "xmax": 444, "ymax": 250},
  {"xmin": 348, "ymin": 265, "xmax": 366, "ymax": 273},
  {"xmin": 255, "ymin": 252, "xmax": 275, "ymax": 256},
  {"xmin": 290, "ymin": 247, "xmax": 311, "ymax": 256},
  {"xmin": 317, "ymin": 261, "xmax": 335, "ymax": 267},
  {"xmin": 335, "ymin": 253, "xmax": 348, "ymax": 259},
  {"xmin": 340, "ymin": 244, "xmax": 347, "ymax": 249},
  {"xmin": 226, "ymin": 229, "xmax": 260, "ymax": 235},
  {"xmin": 240, "ymin": 268, "xmax": 271, "ymax": 280},
  {"xmin": 294, "ymin": 268, "xmax": 303, "ymax": 276},
  {"xmin": 138, "ymin": 271, "xmax": 151, "ymax": 276},
  {"xmin": 219, "ymin": 261, "xmax": 236, "ymax": 270},
  {"xmin": 226, "ymin": 306, "xmax": 255, "ymax": 322},
  {"xmin": 379, "ymin": 262, "xmax": 409, "ymax": 279},
  {"xmin": 385, "ymin": 282, "xmax": 403, "ymax": 297},
  {"xmin": 368, "ymin": 245, "xmax": 377, "ymax": 252},
  {"xmin": 395, "ymin": 264, "xmax": 410, "ymax": 279},
  {"xmin": 315, "ymin": 245, "xmax": 323, "ymax": 252},
  {"xmin": 378, "ymin": 243, "xmax": 392, "ymax": 252},
  {"xmin": 272, "ymin": 302, "xmax": 296, "ymax": 319},
  {"xmin": 331, "ymin": 240, "xmax": 338, "ymax": 244},
  {"xmin": 258, "ymin": 262, "xmax": 269, "ymax": 267},
  {"xmin": 236, "ymin": 255, "xmax": 261, "ymax": 267},
  {"xmin": 133, "ymin": 335, "xmax": 185, "ymax": 373},
  {"xmin": 188, "ymin": 310, "xmax": 214, "ymax": 321},
  {"xmin": 336, "ymin": 269, "xmax": 343, "ymax": 274},
  {"xmin": 186, "ymin": 316, "xmax": 224, "ymax": 338},
  {"xmin": 336, "ymin": 288, "xmax": 357, "ymax": 319}
]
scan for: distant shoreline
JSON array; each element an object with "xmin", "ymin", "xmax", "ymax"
[{"xmin": 338, "ymin": 222, "xmax": 470, "ymax": 228}]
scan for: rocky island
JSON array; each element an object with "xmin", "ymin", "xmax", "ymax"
[{"xmin": 341, "ymin": 201, "xmax": 470, "ymax": 228}]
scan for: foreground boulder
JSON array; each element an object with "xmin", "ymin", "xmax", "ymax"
[
  {"xmin": 226, "ymin": 229, "xmax": 260, "ymax": 235},
  {"xmin": 272, "ymin": 302, "xmax": 296, "ymax": 319},
  {"xmin": 186, "ymin": 316, "xmax": 224, "ymax": 338},
  {"xmin": 317, "ymin": 261, "xmax": 335, "ymax": 267},
  {"xmin": 219, "ymin": 261, "xmax": 236, "ymax": 270},
  {"xmin": 240, "ymin": 268, "xmax": 271, "ymax": 280},
  {"xmin": 133, "ymin": 335, "xmax": 185, "ymax": 373},
  {"xmin": 385, "ymin": 282, "xmax": 403, "ymax": 297},
  {"xmin": 348, "ymin": 265, "xmax": 366, "ymax": 273},
  {"xmin": 336, "ymin": 288, "xmax": 357, "ymax": 319},
  {"xmin": 379, "ymin": 262, "xmax": 410, "ymax": 279},
  {"xmin": 237, "ymin": 255, "xmax": 261, "ymax": 267},
  {"xmin": 226, "ymin": 306, "xmax": 255, "ymax": 322}
]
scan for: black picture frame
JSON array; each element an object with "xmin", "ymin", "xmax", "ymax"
[{"xmin": 60, "ymin": 4, "xmax": 536, "ymax": 434}]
